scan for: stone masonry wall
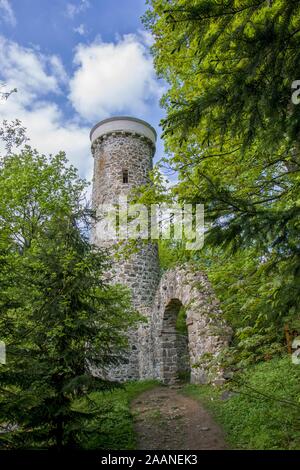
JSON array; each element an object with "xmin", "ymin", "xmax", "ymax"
[
  {"xmin": 91, "ymin": 131, "xmax": 160, "ymax": 381},
  {"xmin": 151, "ymin": 266, "xmax": 232, "ymax": 384}
]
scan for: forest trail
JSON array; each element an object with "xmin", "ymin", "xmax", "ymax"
[{"xmin": 131, "ymin": 386, "xmax": 226, "ymax": 450}]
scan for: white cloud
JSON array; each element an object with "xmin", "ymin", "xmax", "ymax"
[
  {"xmin": 0, "ymin": 36, "xmax": 66, "ymax": 104},
  {"xmin": 66, "ymin": 0, "xmax": 90, "ymax": 19},
  {"xmin": 0, "ymin": 99, "xmax": 91, "ymax": 178},
  {"xmin": 0, "ymin": 0, "xmax": 16, "ymax": 26},
  {"xmin": 137, "ymin": 30, "xmax": 155, "ymax": 47},
  {"xmin": 49, "ymin": 55, "xmax": 69, "ymax": 84},
  {"xmin": 74, "ymin": 24, "xmax": 87, "ymax": 36},
  {"xmin": 69, "ymin": 34, "xmax": 163, "ymax": 121},
  {"xmin": 0, "ymin": 32, "xmax": 163, "ymax": 185},
  {"xmin": 0, "ymin": 37, "xmax": 91, "ymax": 182}
]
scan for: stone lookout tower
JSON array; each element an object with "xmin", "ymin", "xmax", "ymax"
[
  {"xmin": 90, "ymin": 116, "xmax": 160, "ymax": 380},
  {"xmin": 90, "ymin": 116, "xmax": 231, "ymax": 385}
]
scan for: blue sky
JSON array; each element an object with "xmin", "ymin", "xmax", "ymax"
[{"xmin": 0, "ymin": 0, "xmax": 166, "ymax": 184}]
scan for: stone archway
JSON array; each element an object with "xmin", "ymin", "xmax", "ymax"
[
  {"xmin": 161, "ymin": 299, "xmax": 190, "ymax": 384},
  {"xmin": 151, "ymin": 265, "xmax": 231, "ymax": 385}
]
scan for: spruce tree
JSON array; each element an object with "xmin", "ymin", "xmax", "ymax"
[{"xmin": 143, "ymin": 0, "xmax": 300, "ymax": 357}]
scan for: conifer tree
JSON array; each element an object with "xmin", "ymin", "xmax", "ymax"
[{"xmin": 144, "ymin": 0, "xmax": 300, "ymax": 356}]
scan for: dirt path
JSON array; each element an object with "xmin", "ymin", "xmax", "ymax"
[{"xmin": 131, "ymin": 386, "xmax": 226, "ymax": 450}]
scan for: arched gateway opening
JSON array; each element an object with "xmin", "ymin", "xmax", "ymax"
[
  {"xmin": 152, "ymin": 267, "xmax": 231, "ymax": 385},
  {"xmin": 162, "ymin": 299, "xmax": 191, "ymax": 384}
]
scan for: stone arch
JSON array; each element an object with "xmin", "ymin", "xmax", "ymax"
[
  {"xmin": 151, "ymin": 265, "xmax": 231, "ymax": 385},
  {"xmin": 161, "ymin": 298, "xmax": 190, "ymax": 384}
]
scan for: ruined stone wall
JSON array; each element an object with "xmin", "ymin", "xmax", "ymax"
[{"xmin": 151, "ymin": 266, "xmax": 232, "ymax": 384}]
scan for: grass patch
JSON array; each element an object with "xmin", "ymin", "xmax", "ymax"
[
  {"xmin": 74, "ymin": 380, "xmax": 158, "ymax": 450},
  {"xmin": 183, "ymin": 356, "xmax": 300, "ymax": 450}
]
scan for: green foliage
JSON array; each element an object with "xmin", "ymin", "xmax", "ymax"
[
  {"xmin": 158, "ymin": 239, "xmax": 187, "ymax": 271},
  {"xmin": 201, "ymin": 247, "xmax": 288, "ymax": 366},
  {"xmin": 175, "ymin": 306, "xmax": 188, "ymax": 335},
  {"xmin": 143, "ymin": 0, "xmax": 300, "ymax": 365},
  {"xmin": 0, "ymin": 148, "xmax": 140, "ymax": 449},
  {"xmin": 73, "ymin": 381, "xmax": 158, "ymax": 450},
  {"xmin": 184, "ymin": 357, "xmax": 300, "ymax": 450},
  {"xmin": 145, "ymin": 0, "xmax": 300, "ymax": 152}
]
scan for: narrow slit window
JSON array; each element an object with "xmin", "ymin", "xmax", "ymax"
[{"xmin": 122, "ymin": 169, "xmax": 128, "ymax": 184}]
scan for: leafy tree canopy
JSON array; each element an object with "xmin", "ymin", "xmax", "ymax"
[
  {"xmin": 143, "ymin": 0, "xmax": 300, "ymax": 361},
  {"xmin": 0, "ymin": 146, "xmax": 139, "ymax": 449}
]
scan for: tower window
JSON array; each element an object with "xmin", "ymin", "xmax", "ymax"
[{"xmin": 122, "ymin": 169, "xmax": 128, "ymax": 184}]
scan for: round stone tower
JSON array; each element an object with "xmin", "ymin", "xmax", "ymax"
[{"xmin": 90, "ymin": 116, "xmax": 160, "ymax": 381}]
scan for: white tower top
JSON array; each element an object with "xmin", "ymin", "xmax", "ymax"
[{"xmin": 90, "ymin": 116, "xmax": 157, "ymax": 147}]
